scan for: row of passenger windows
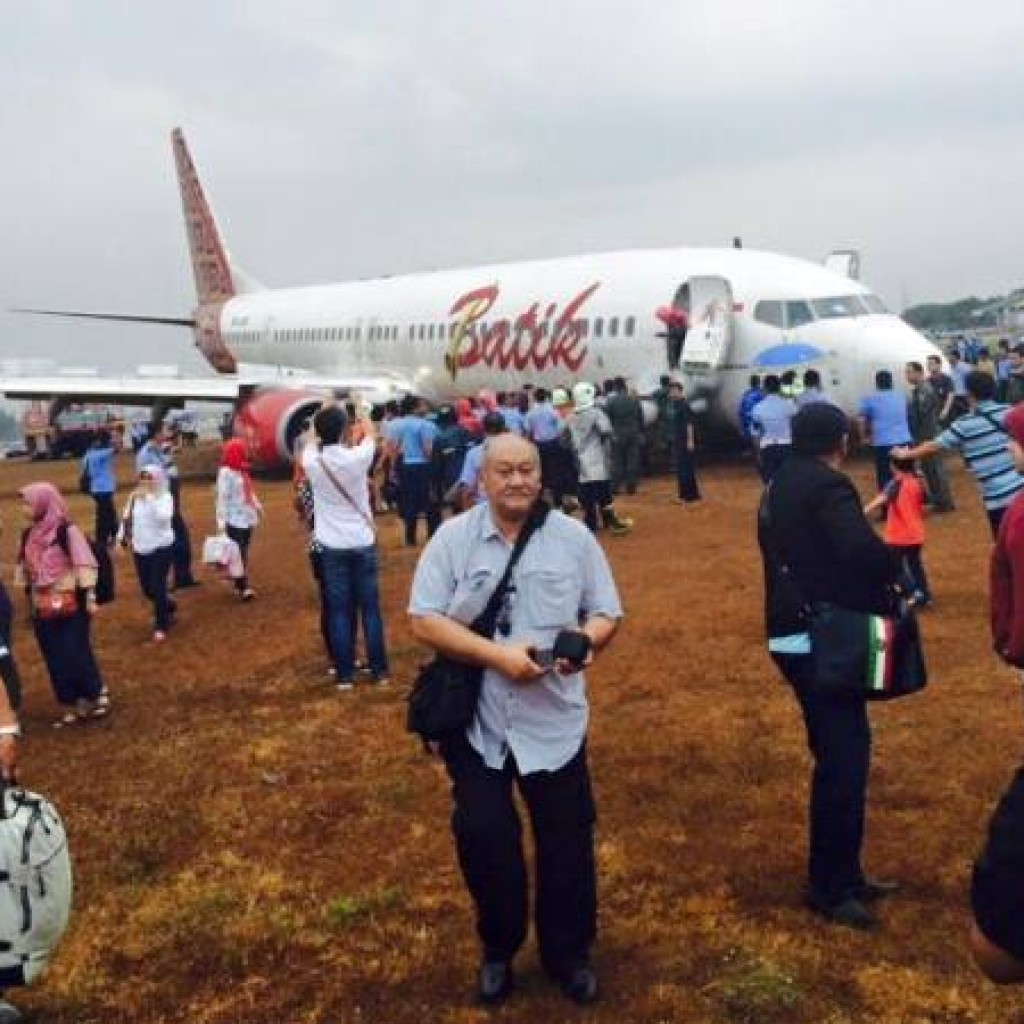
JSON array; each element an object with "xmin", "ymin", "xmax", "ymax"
[
  {"xmin": 753, "ymin": 294, "xmax": 888, "ymax": 330},
  {"xmin": 225, "ymin": 315, "xmax": 639, "ymax": 345}
]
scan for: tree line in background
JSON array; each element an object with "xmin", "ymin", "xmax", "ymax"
[{"xmin": 904, "ymin": 286, "xmax": 1024, "ymax": 333}]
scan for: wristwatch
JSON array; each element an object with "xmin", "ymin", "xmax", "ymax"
[{"xmin": 0, "ymin": 725, "xmax": 21, "ymax": 739}]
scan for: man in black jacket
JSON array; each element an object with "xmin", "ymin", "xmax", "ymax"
[{"xmin": 758, "ymin": 403, "xmax": 902, "ymax": 929}]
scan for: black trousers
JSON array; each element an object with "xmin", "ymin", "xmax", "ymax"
[
  {"xmin": 309, "ymin": 549, "xmax": 333, "ymax": 661},
  {"xmin": 92, "ymin": 492, "xmax": 118, "ymax": 547},
  {"xmin": 611, "ymin": 433, "xmax": 641, "ymax": 494},
  {"xmin": 759, "ymin": 444, "xmax": 791, "ymax": 482},
  {"xmin": 442, "ymin": 734, "xmax": 597, "ymax": 977},
  {"xmin": 774, "ymin": 653, "xmax": 871, "ymax": 906},
  {"xmin": 398, "ymin": 463, "xmax": 440, "ymax": 546},
  {"xmin": 134, "ymin": 545, "xmax": 175, "ymax": 632},
  {"xmin": 989, "ymin": 505, "xmax": 1009, "ymax": 539},
  {"xmin": 674, "ymin": 446, "xmax": 701, "ymax": 501},
  {"xmin": 168, "ymin": 479, "xmax": 195, "ymax": 586},
  {"xmin": 578, "ymin": 480, "xmax": 613, "ymax": 532},
  {"xmin": 225, "ymin": 524, "xmax": 252, "ymax": 592},
  {"xmin": 889, "ymin": 543, "xmax": 930, "ymax": 602},
  {"xmin": 537, "ymin": 440, "xmax": 575, "ymax": 506}
]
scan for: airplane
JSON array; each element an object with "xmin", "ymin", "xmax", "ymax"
[{"xmin": 1, "ymin": 129, "xmax": 943, "ymax": 469}]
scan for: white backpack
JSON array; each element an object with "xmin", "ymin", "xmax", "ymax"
[{"xmin": 0, "ymin": 788, "xmax": 72, "ymax": 987}]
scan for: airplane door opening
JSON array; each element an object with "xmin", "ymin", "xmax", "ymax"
[
  {"xmin": 677, "ymin": 277, "xmax": 734, "ymax": 372},
  {"xmin": 663, "ymin": 283, "xmax": 690, "ymax": 370}
]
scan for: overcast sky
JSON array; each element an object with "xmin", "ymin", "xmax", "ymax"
[{"xmin": 2, "ymin": 0, "xmax": 1023, "ymax": 373}]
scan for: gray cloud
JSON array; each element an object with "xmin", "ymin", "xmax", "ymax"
[{"xmin": 2, "ymin": 0, "xmax": 1023, "ymax": 372}]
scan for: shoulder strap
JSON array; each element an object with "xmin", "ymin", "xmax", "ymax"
[
  {"xmin": 318, "ymin": 455, "xmax": 376, "ymax": 534},
  {"xmin": 472, "ymin": 501, "xmax": 551, "ymax": 638}
]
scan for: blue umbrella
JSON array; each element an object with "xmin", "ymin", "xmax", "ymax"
[{"xmin": 753, "ymin": 342, "xmax": 826, "ymax": 368}]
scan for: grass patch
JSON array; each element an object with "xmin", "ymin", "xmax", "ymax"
[
  {"xmin": 711, "ymin": 948, "xmax": 805, "ymax": 1023},
  {"xmin": 327, "ymin": 885, "xmax": 406, "ymax": 929}
]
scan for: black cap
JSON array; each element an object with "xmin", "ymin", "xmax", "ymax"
[{"xmin": 791, "ymin": 403, "xmax": 848, "ymax": 456}]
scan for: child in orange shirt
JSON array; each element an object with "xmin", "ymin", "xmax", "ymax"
[{"xmin": 864, "ymin": 455, "xmax": 931, "ymax": 607}]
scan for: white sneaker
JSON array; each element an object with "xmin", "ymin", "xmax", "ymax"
[{"xmin": 336, "ymin": 681, "xmax": 355, "ymax": 693}]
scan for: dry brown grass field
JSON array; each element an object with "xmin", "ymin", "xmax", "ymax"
[{"xmin": 0, "ymin": 448, "xmax": 1021, "ymax": 1024}]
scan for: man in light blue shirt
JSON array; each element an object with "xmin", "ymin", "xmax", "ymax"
[
  {"xmin": 525, "ymin": 388, "xmax": 570, "ymax": 506},
  {"xmin": 750, "ymin": 375, "xmax": 796, "ymax": 481},
  {"xmin": 499, "ymin": 393, "xmax": 527, "ymax": 436},
  {"xmin": 388, "ymin": 395, "xmax": 439, "ymax": 546},
  {"xmin": 409, "ymin": 432, "xmax": 622, "ymax": 1006},
  {"xmin": 857, "ymin": 369, "xmax": 912, "ymax": 490},
  {"xmin": 82, "ymin": 430, "xmax": 118, "ymax": 544}
]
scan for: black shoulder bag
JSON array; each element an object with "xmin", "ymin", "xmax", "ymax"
[
  {"xmin": 407, "ymin": 501, "xmax": 550, "ymax": 745},
  {"xmin": 759, "ymin": 484, "xmax": 927, "ymax": 701}
]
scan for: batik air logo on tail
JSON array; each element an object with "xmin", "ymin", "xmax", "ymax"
[
  {"xmin": 445, "ymin": 282, "xmax": 601, "ymax": 381},
  {"xmin": 171, "ymin": 128, "xmax": 237, "ymax": 373}
]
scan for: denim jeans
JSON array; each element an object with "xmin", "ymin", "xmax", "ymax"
[{"xmin": 320, "ymin": 544, "xmax": 389, "ymax": 681}]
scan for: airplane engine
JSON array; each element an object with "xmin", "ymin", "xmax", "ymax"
[{"xmin": 233, "ymin": 389, "xmax": 326, "ymax": 469}]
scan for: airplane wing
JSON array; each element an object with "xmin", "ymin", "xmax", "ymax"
[
  {"xmin": 0, "ymin": 374, "xmax": 242, "ymax": 406},
  {"xmin": 0, "ymin": 368, "xmax": 412, "ymax": 406}
]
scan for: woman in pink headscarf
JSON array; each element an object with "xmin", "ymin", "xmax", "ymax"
[
  {"xmin": 215, "ymin": 438, "xmax": 262, "ymax": 600},
  {"xmin": 16, "ymin": 483, "xmax": 107, "ymax": 726}
]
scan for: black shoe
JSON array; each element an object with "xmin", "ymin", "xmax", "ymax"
[
  {"xmin": 806, "ymin": 895, "xmax": 878, "ymax": 930},
  {"xmin": 477, "ymin": 961, "xmax": 513, "ymax": 1005},
  {"xmin": 856, "ymin": 878, "xmax": 900, "ymax": 902},
  {"xmin": 560, "ymin": 964, "xmax": 599, "ymax": 1005}
]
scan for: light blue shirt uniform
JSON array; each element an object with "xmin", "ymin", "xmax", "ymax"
[
  {"xmin": 524, "ymin": 403, "xmax": 562, "ymax": 444},
  {"xmin": 389, "ymin": 416, "xmax": 437, "ymax": 465},
  {"xmin": 457, "ymin": 443, "xmax": 487, "ymax": 505},
  {"xmin": 750, "ymin": 395, "xmax": 796, "ymax": 446},
  {"xmin": 82, "ymin": 447, "xmax": 116, "ymax": 494},
  {"xmin": 858, "ymin": 391, "xmax": 911, "ymax": 447},
  {"xmin": 409, "ymin": 504, "xmax": 623, "ymax": 774},
  {"xmin": 500, "ymin": 408, "xmax": 527, "ymax": 436},
  {"xmin": 136, "ymin": 440, "xmax": 177, "ymax": 479}
]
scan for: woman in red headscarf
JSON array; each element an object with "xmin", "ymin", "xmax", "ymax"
[
  {"xmin": 215, "ymin": 438, "xmax": 263, "ymax": 600},
  {"xmin": 16, "ymin": 482, "xmax": 107, "ymax": 726}
]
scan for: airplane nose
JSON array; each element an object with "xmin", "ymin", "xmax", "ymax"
[{"xmin": 852, "ymin": 317, "xmax": 943, "ymax": 391}]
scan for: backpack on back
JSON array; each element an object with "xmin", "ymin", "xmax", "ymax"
[{"xmin": 0, "ymin": 787, "xmax": 73, "ymax": 988}]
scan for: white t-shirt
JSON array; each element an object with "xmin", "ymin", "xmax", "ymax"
[{"xmin": 302, "ymin": 439, "xmax": 376, "ymax": 550}]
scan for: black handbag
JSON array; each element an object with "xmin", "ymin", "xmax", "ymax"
[
  {"xmin": 407, "ymin": 502, "xmax": 549, "ymax": 744},
  {"xmin": 808, "ymin": 599, "xmax": 927, "ymax": 701},
  {"xmin": 760, "ymin": 484, "xmax": 928, "ymax": 702}
]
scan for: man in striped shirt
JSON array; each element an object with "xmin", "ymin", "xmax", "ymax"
[{"xmin": 895, "ymin": 370, "xmax": 1024, "ymax": 537}]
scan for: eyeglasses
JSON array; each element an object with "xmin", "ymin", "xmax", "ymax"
[{"xmin": 495, "ymin": 584, "xmax": 517, "ymax": 638}]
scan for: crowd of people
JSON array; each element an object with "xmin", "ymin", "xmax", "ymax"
[{"xmin": 2, "ymin": 340, "xmax": 1024, "ymax": 1014}]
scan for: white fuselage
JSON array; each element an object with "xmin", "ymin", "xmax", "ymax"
[{"xmin": 215, "ymin": 246, "xmax": 940, "ymax": 427}]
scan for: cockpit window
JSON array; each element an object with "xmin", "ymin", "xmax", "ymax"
[
  {"xmin": 755, "ymin": 293, "xmax": 884, "ymax": 327},
  {"xmin": 754, "ymin": 300, "xmax": 785, "ymax": 328},
  {"xmin": 784, "ymin": 301, "xmax": 814, "ymax": 328},
  {"xmin": 810, "ymin": 295, "xmax": 869, "ymax": 319}
]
